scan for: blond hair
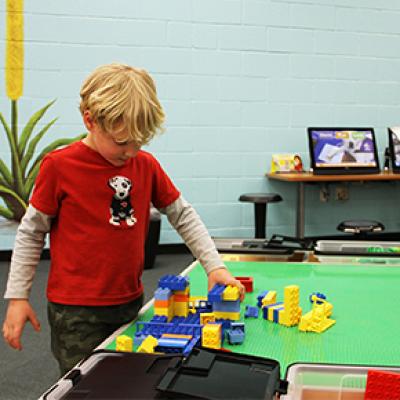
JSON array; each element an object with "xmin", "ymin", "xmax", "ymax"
[{"xmin": 79, "ymin": 63, "xmax": 165, "ymax": 145}]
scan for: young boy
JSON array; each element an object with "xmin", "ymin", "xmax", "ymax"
[{"xmin": 2, "ymin": 63, "xmax": 244, "ymax": 375}]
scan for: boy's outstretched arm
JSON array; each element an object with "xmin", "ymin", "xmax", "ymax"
[
  {"xmin": 3, "ymin": 205, "xmax": 52, "ymax": 350},
  {"xmin": 160, "ymin": 196, "xmax": 245, "ymax": 300},
  {"xmin": 3, "ymin": 299, "xmax": 41, "ymax": 350}
]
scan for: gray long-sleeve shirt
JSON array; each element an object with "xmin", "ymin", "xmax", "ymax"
[{"xmin": 4, "ymin": 195, "xmax": 225, "ymax": 299}]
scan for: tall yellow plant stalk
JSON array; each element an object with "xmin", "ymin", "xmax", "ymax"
[
  {"xmin": 0, "ymin": 0, "xmax": 85, "ymax": 221},
  {"xmin": 6, "ymin": 0, "xmax": 24, "ymax": 101}
]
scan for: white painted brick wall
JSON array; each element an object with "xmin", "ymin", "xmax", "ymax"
[{"xmin": 1, "ymin": 0, "xmax": 400, "ymax": 247}]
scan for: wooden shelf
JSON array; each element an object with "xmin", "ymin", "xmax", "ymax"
[{"xmin": 267, "ymin": 171, "xmax": 400, "ymax": 183}]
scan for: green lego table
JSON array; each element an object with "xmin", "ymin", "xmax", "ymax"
[{"xmin": 105, "ymin": 260, "xmax": 400, "ymax": 375}]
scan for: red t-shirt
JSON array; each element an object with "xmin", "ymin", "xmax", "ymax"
[{"xmin": 30, "ymin": 141, "xmax": 180, "ymax": 306}]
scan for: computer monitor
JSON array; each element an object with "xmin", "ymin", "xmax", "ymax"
[
  {"xmin": 307, "ymin": 127, "xmax": 380, "ymax": 175},
  {"xmin": 388, "ymin": 127, "xmax": 400, "ymax": 173}
]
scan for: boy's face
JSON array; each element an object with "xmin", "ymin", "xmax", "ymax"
[{"xmin": 83, "ymin": 112, "xmax": 141, "ymax": 167}]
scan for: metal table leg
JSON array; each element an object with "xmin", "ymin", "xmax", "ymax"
[{"xmin": 296, "ymin": 182, "xmax": 305, "ymax": 239}]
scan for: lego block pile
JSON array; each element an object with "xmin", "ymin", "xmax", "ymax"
[
  {"xmin": 116, "ymin": 274, "xmax": 247, "ymax": 355},
  {"xmin": 258, "ymin": 286, "xmax": 335, "ymax": 333},
  {"xmin": 154, "ymin": 275, "xmax": 190, "ymax": 320}
]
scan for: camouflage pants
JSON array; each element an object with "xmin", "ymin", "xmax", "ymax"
[{"xmin": 47, "ymin": 295, "xmax": 143, "ymax": 376}]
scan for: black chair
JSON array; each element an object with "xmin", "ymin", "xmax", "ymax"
[
  {"xmin": 337, "ymin": 220, "xmax": 385, "ymax": 239},
  {"xmin": 239, "ymin": 193, "xmax": 283, "ymax": 239}
]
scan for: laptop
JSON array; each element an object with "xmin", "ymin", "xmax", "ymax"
[
  {"xmin": 388, "ymin": 127, "xmax": 400, "ymax": 173},
  {"xmin": 307, "ymin": 127, "xmax": 380, "ymax": 175}
]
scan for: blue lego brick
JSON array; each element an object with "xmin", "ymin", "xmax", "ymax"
[
  {"xmin": 158, "ymin": 274, "xmax": 189, "ymax": 291},
  {"xmin": 151, "ymin": 315, "xmax": 168, "ymax": 323},
  {"xmin": 171, "ymin": 314, "xmax": 200, "ymax": 325},
  {"xmin": 309, "ymin": 292, "xmax": 326, "ymax": 304},
  {"xmin": 157, "ymin": 337, "xmax": 189, "ymax": 349},
  {"xmin": 213, "ymin": 319, "xmax": 231, "ymax": 343},
  {"xmin": 244, "ymin": 305, "xmax": 259, "ymax": 318},
  {"xmin": 262, "ymin": 302, "xmax": 283, "ymax": 320},
  {"xmin": 212, "ymin": 299, "xmax": 240, "ymax": 313},
  {"xmin": 196, "ymin": 302, "xmax": 213, "ymax": 313},
  {"xmin": 273, "ymin": 306, "xmax": 284, "ymax": 323},
  {"xmin": 169, "ymin": 324, "xmax": 202, "ymax": 337},
  {"xmin": 171, "ymin": 316, "xmax": 186, "ymax": 325},
  {"xmin": 183, "ymin": 337, "xmax": 200, "ymax": 356},
  {"xmin": 257, "ymin": 290, "xmax": 269, "ymax": 307},
  {"xmin": 230, "ymin": 322, "xmax": 245, "ymax": 332},
  {"xmin": 184, "ymin": 314, "xmax": 200, "ymax": 325},
  {"xmin": 170, "ymin": 314, "xmax": 200, "ymax": 325},
  {"xmin": 136, "ymin": 321, "xmax": 202, "ymax": 339},
  {"xmin": 208, "ymin": 284, "xmax": 226, "ymax": 302},
  {"xmin": 154, "ymin": 287, "xmax": 172, "ymax": 300},
  {"xmin": 135, "ymin": 321, "xmax": 174, "ymax": 338},
  {"xmin": 226, "ymin": 329, "xmax": 245, "ymax": 345},
  {"xmin": 215, "ymin": 319, "xmax": 232, "ymax": 331}
]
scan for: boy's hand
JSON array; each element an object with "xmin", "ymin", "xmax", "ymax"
[
  {"xmin": 208, "ymin": 268, "xmax": 245, "ymax": 301},
  {"xmin": 2, "ymin": 299, "xmax": 41, "ymax": 350}
]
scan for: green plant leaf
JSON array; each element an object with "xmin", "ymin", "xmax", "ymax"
[
  {"xmin": 18, "ymin": 99, "xmax": 56, "ymax": 157},
  {"xmin": 0, "ymin": 158, "xmax": 13, "ymax": 187},
  {"xmin": 0, "ymin": 184, "xmax": 27, "ymax": 211},
  {"xmin": 24, "ymin": 133, "xmax": 86, "ymax": 196},
  {"xmin": 0, "ymin": 205, "xmax": 14, "ymax": 220},
  {"xmin": 0, "ymin": 110, "xmax": 16, "ymax": 155},
  {"xmin": 9, "ymin": 101, "xmax": 24, "ymax": 196},
  {"xmin": 21, "ymin": 117, "xmax": 58, "ymax": 174}
]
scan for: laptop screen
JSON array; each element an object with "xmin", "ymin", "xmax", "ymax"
[
  {"xmin": 308, "ymin": 127, "xmax": 380, "ymax": 175},
  {"xmin": 388, "ymin": 127, "xmax": 400, "ymax": 171}
]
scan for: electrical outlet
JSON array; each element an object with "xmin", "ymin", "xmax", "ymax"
[{"xmin": 335, "ymin": 186, "xmax": 349, "ymax": 201}]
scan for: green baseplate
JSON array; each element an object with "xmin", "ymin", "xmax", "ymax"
[{"xmin": 106, "ymin": 261, "xmax": 400, "ymax": 376}]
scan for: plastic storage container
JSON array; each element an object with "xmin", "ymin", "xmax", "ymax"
[
  {"xmin": 41, "ymin": 349, "xmax": 400, "ymax": 400},
  {"xmin": 281, "ymin": 363, "xmax": 400, "ymax": 400}
]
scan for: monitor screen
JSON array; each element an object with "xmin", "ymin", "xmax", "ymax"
[
  {"xmin": 309, "ymin": 128, "xmax": 378, "ymax": 168},
  {"xmin": 388, "ymin": 127, "xmax": 400, "ymax": 169}
]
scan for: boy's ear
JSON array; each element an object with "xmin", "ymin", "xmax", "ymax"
[{"xmin": 83, "ymin": 110, "xmax": 95, "ymax": 130}]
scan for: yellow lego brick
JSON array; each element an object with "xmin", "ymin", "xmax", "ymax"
[
  {"xmin": 222, "ymin": 285, "xmax": 240, "ymax": 301},
  {"xmin": 213, "ymin": 311, "xmax": 240, "ymax": 321},
  {"xmin": 173, "ymin": 302, "xmax": 189, "ymax": 317},
  {"xmin": 201, "ymin": 324, "xmax": 222, "ymax": 349},
  {"xmin": 309, "ymin": 307, "xmax": 335, "ymax": 333},
  {"xmin": 137, "ymin": 335, "xmax": 158, "ymax": 353},
  {"xmin": 298, "ymin": 311, "xmax": 313, "ymax": 332},
  {"xmin": 189, "ymin": 296, "xmax": 207, "ymax": 302},
  {"xmin": 116, "ymin": 335, "xmax": 133, "ymax": 352},
  {"xmin": 172, "ymin": 303, "xmax": 189, "ymax": 314},
  {"xmin": 200, "ymin": 312, "xmax": 216, "ymax": 325},
  {"xmin": 283, "ymin": 285, "xmax": 300, "ymax": 311},
  {"xmin": 162, "ymin": 333, "xmax": 193, "ymax": 340},
  {"xmin": 279, "ymin": 306, "xmax": 302, "ymax": 327},
  {"xmin": 298, "ymin": 306, "xmax": 335, "ymax": 333},
  {"xmin": 154, "ymin": 307, "xmax": 168, "ymax": 315},
  {"xmin": 262, "ymin": 291, "xmax": 277, "ymax": 307},
  {"xmin": 311, "ymin": 317, "xmax": 336, "ymax": 333},
  {"xmin": 266, "ymin": 303, "xmax": 284, "ymax": 322},
  {"xmin": 154, "ymin": 306, "xmax": 173, "ymax": 321},
  {"xmin": 318, "ymin": 301, "xmax": 333, "ymax": 317},
  {"xmin": 188, "ymin": 296, "xmax": 207, "ymax": 313}
]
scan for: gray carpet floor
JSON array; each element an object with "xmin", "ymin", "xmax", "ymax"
[{"xmin": 0, "ymin": 252, "xmax": 194, "ymax": 400}]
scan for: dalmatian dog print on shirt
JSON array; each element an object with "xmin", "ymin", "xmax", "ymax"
[{"xmin": 108, "ymin": 176, "xmax": 137, "ymax": 227}]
